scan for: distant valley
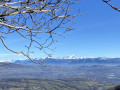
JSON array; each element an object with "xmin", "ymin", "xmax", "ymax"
[{"xmin": 0, "ymin": 58, "xmax": 120, "ymax": 89}]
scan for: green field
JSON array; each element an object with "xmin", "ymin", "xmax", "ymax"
[{"xmin": 0, "ymin": 78, "xmax": 115, "ymax": 90}]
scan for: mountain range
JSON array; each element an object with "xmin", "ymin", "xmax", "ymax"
[
  {"xmin": 0, "ymin": 56, "xmax": 120, "ymax": 85},
  {"xmin": 12, "ymin": 57, "xmax": 120, "ymax": 65}
]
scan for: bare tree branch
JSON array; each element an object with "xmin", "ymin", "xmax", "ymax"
[
  {"xmin": 0, "ymin": 0, "xmax": 80, "ymax": 64},
  {"xmin": 103, "ymin": 0, "xmax": 120, "ymax": 11}
]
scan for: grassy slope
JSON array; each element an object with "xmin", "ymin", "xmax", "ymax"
[{"xmin": 0, "ymin": 78, "xmax": 115, "ymax": 90}]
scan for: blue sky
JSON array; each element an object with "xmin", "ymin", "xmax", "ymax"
[{"xmin": 0, "ymin": 0, "xmax": 120, "ymax": 60}]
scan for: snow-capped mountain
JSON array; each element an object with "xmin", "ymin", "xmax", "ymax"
[
  {"xmin": 62, "ymin": 55, "xmax": 80, "ymax": 59},
  {"xmin": 1, "ymin": 55, "xmax": 120, "ymax": 65},
  {"xmin": 11, "ymin": 57, "xmax": 120, "ymax": 65}
]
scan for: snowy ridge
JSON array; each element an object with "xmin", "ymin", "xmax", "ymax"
[{"xmin": 0, "ymin": 55, "xmax": 117, "ymax": 64}]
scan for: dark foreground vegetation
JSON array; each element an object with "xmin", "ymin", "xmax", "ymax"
[
  {"xmin": 108, "ymin": 85, "xmax": 120, "ymax": 90},
  {"xmin": 0, "ymin": 78, "xmax": 115, "ymax": 90}
]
